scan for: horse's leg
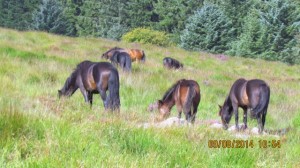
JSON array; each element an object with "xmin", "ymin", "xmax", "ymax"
[
  {"xmin": 257, "ymin": 113, "xmax": 263, "ymax": 134},
  {"xmin": 176, "ymin": 103, "xmax": 182, "ymax": 123},
  {"xmin": 99, "ymin": 89, "xmax": 107, "ymax": 109},
  {"xmin": 79, "ymin": 86, "xmax": 89, "ymax": 102},
  {"xmin": 191, "ymin": 107, "xmax": 197, "ymax": 124},
  {"xmin": 261, "ymin": 112, "xmax": 266, "ymax": 133},
  {"xmin": 88, "ymin": 92, "xmax": 93, "ymax": 108},
  {"xmin": 242, "ymin": 107, "xmax": 248, "ymax": 130},
  {"xmin": 233, "ymin": 104, "xmax": 239, "ymax": 131}
]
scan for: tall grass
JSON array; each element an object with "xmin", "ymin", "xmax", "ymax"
[{"xmin": 0, "ymin": 28, "xmax": 300, "ymax": 167}]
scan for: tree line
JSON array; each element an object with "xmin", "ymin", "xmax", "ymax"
[{"xmin": 0, "ymin": 0, "xmax": 299, "ymax": 64}]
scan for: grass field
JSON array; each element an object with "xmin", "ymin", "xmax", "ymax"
[{"xmin": 0, "ymin": 28, "xmax": 300, "ymax": 167}]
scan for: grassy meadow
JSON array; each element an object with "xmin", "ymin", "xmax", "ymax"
[{"xmin": 0, "ymin": 28, "xmax": 300, "ymax": 167}]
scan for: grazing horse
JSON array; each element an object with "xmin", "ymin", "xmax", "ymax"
[
  {"xmin": 102, "ymin": 47, "xmax": 145, "ymax": 62},
  {"xmin": 58, "ymin": 61, "xmax": 120, "ymax": 111},
  {"xmin": 110, "ymin": 51, "xmax": 132, "ymax": 72},
  {"xmin": 219, "ymin": 78, "xmax": 270, "ymax": 133},
  {"xmin": 150, "ymin": 79, "xmax": 201, "ymax": 123},
  {"xmin": 163, "ymin": 57, "xmax": 183, "ymax": 69}
]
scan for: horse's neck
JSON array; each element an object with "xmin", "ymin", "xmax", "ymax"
[
  {"xmin": 224, "ymin": 96, "xmax": 232, "ymax": 107},
  {"xmin": 65, "ymin": 72, "xmax": 79, "ymax": 93},
  {"xmin": 162, "ymin": 96, "xmax": 176, "ymax": 109}
]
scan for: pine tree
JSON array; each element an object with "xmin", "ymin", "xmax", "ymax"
[
  {"xmin": 154, "ymin": 0, "xmax": 203, "ymax": 33},
  {"xmin": 32, "ymin": 0, "xmax": 73, "ymax": 35},
  {"xmin": 229, "ymin": 0, "xmax": 300, "ymax": 64},
  {"xmin": 0, "ymin": 0, "xmax": 40, "ymax": 30},
  {"xmin": 180, "ymin": 4, "xmax": 234, "ymax": 53}
]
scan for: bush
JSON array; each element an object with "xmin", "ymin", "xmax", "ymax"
[{"xmin": 122, "ymin": 28, "xmax": 172, "ymax": 47}]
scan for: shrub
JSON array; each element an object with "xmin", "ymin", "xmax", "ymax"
[{"xmin": 122, "ymin": 28, "xmax": 171, "ymax": 47}]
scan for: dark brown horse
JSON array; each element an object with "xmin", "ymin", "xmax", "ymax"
[
  {"xmin": 102, "ymin": 47, "xmax": 145, "ymax": 62},
  {"xmin": 150, "ymin": 79, "xmax": 201, "ymax": 123},
  {"xmin": 58, "ymin": 61, "xmax": 120, "ymax": 111},
  {"xmin": 110, "ymin": 52, "xmax": 132, "ymax": 72},
  {"xmin": 163, "ymin": 57, "xmax": 183, "ymax": 69},
  {"xmin": 219, "ymin": 78, "xmax": 270, "ymax": 133}
]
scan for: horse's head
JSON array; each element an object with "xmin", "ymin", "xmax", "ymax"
[
  {"xmin": 102, "ymin": 52, "xmax": 110, "ymax": 59},
  {"xmin": 58, "ymin": 89, "xmax": 65, "ymax": 99},
  {"xmin": 58, "ymin": 89, "xmax": 70, "ymax": 99},
  {"xmin": 148, "ymin": 102, "xmax": 158, "ymax": 112},
  {"xmin": 157, "ymin": 100, "xmax": 171, "ymax": 119},
  {"xmin": 218, "ymin": 104, "xmax": 233, "ymax": 130}
]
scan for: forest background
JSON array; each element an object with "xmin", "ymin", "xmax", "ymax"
[{"xmin": 1, "ymin": 0, "xmax": 300, "ymax": 64}]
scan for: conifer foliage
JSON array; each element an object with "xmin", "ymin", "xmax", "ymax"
[
  {"xmin": 32, "ymin": 0, "xmax": 73, "ymax": 35},
  {"xmin": 180, "ymin": 4, "xmax": 234, "ymax": 53}
]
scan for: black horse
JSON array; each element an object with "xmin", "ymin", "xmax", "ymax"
[
  {"xmin": 149, "ymin": 79, "xmax": 201, "ymax": 123},
  {"xmin": 58, "ymin": 61, "xmax": 120, "ymax": 111},
  {"xmin": 219, "ymin": 78, "xmax": 270, "ymax": 133},
  {"xmin": 163, "ymin": 57, "xmax": 183, "ymax": 69},
  {"xmin": 110, "ymin": 51, "xmax": 132, "ymax": 72}
]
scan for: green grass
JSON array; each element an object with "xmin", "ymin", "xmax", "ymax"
[{"xmin": 0, "ymin": 28, "xmax": 300, "ymax": 167}]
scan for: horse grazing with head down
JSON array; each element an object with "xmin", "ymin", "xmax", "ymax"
[
  {"xmin": 149, "ymin": 79, "xmax": 201, "ymax": 123},
  {"xmin": 163, "ymin": 57, "xmax": 183, "ymax": 69},
  {"xmin": 102, "ymin": 47, "xmax": 145, "ymax": 62},
  {"xmin": 58, "ymin": 61, "xmax": 120, "ymax": 111},
  {"xmin": 219, "ymin": 78, "xmax": 270, "ymax": 133},
  {"xmin": 110, "ymin": 51, "xmax": 132, "ymax": 72}
]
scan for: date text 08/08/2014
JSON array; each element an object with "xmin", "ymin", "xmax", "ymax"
[{"xmin": 208, "ymin": 140, "xmax": 281, "ymax": 148}]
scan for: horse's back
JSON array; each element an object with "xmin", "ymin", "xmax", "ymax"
[
  {"xmin": 93, "ymin": 62, "xmax": 118, "ymax": 76},
  {"xmin": 230, "ymin": 78, "xmax": 269, "ymax": 108},
  {"xmin": 163, "ymin": 57, "xmax": 182, "ymax": 69},
  {"xmin": 128, "ymin": 49, "xmax": 144, "ymax": 61}
]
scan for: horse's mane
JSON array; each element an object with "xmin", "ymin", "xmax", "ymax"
[
  {"xmin": 224, "ymin": 95, "xmax": 232, "ymax": 107},
  {"xmin": 63, "ymin": 61, "xmax": 90, "ymax": 91},
  {"xmin": 162, "ymin": 80, "xmax": 182, "ymax": 101}
]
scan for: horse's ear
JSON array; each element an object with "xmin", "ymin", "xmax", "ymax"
[
  {"xmin": 58, "ymin": 90, "xmax": 62, "ymax": 98},
  {"xmin": 218, "ymin": 105, "xmax": 222, "ymax": 116},
  {"xmin": 157, "ymin": 100, "xmax": 163, "ymax": 107}
]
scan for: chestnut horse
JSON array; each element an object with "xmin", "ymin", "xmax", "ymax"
[
  {"xmin": 163, "ymin": 57, "xmax": 183, "ymax": 69},
  {"xmin": 102, "ymin": 47, "xmax": 145, "ymax": 62},
  {"xmin": 219, "ymin": 78, "xmax": 270, "ymax": 133},
  {"xmin": 58, "ymin": 61, "xmax": 120, "ymax": 111},
  {"xmin": 150, "ymin": 79, "xmax": 201, "ymax": 123}
]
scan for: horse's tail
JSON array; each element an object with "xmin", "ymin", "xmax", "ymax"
[
  {"xmin": 264, "ymin": 126, "xmax": 291, "ymax": 136},
  {"xmin": 141, "ymin": 50, "xmax": 146, "ymax": 62},
  {"xmin": 107, "ymin": 69, "xmax": 120, "ymax": 111},
  {"xmin": 125, "ymin": 54, "xmax": 132, "ymax": 72},
  {"xmin": 252, "ymin": 84, "xmax": 270, "ymax": 118},
  {"xmin": 184, "ymin": 83, "xmax": 196, "ymax": 120}
]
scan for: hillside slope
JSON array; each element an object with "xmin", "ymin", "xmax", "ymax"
[{"xmin": 0, "ymin": 28, "xmax": 300, "ymax": 167}]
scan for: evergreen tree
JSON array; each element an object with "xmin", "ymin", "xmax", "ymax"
[
  {"xmin": 0, "ymin": 0, "xmax": 40, "ymax": 30},
  {"xmin": 230, "ymin": 0, "xmax": 300, "ymax": 64},
  {"xmin": 180, "ymin": 4, "xmax": 234, "ymax": 53},
  {"xmin": 32, "ymin": 0, "xmax": 73, "ymax": 35},
  {"xmin": 154, "ymin": 0, "xmax": 203, "ymax": 33}
]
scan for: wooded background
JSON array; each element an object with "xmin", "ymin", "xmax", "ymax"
[{"xmin": 0, "ymin": 0, "xmax": 299, "ymax": 64}]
